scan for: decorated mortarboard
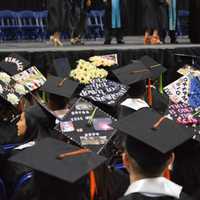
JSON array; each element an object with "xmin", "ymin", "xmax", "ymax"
[
  {"xmin": 49, "ymin": 57, "xmax": 71, "ymax": 78},
  {"xmin": 80, "ymin": 78, "xmax": 128, "ymax": 106},
  {"xmin": 12, "ymin": 66, "xmax": 46, "ymax": 93},
  {"xmin": 112, "ymin": 60, "xmax": 151, "ymax": 86},
  {"xmin": 0, "ymin": 72, "xmax": 28, "ymax": 106},
  {"xmin": 140, "ymin": 56, "xmax": 166, "ymax": 79},
  {"xmin": 9, "ymin": 137, "xmax": 106, "ymax": 183},
  {"xmin": 89, "ymin": 54, "xmax": 118, "ymax": 67},
  {"xmin": 40, "ymin": 75, "xmax": 79, "ymax": 98},
  {"xmin": 56, "ymin": 98, "xmax": 117, "ymax": 153},
  {"xmin": 115, "ymin": 107, "xmax": 194, "ymax": 154},
  {"xmin": 164, "ymin": 73, "xmax": 200, "ymax": 109},
  {"xmin": 0, "ymin": 53, "xmax": 30, "ymax": 75}
]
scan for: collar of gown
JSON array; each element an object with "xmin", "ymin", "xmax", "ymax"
[
  {"xmin": 124, "ymin": 177, "xmax": 182, "ymax": 199},
  {"xmin": 121, "ymin": 98, "xmax": 149, "ymax": 111}
]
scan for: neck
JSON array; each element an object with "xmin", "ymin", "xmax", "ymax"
[{"xmin": 129, "ymin": 172, "xmax": 145, "ymax": 183}]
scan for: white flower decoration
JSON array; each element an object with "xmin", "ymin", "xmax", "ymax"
[
  {"xmin": 0, "ymin": 85, "xmax": 3, "ymax": 94},
  {"xmin": 7, "ymin": 93, "xmax": 19, "ymax": 105},
  {"xmin": 14, "ymin": 84, "xmax": 27, "ymax": 95},
  {"xmin": 0, "ymin": 72, "xmax": 11, "ymax": 84}
]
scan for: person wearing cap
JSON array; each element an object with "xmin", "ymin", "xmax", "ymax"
[
  {"xmin": 116, "ymin": 108, "xmax": 194, "ymax": 200},
  {"xmin": 9, "ymin": 137, "xmax": 106, "ymax": 200},
  {"xmin": 103, "ymin": 0, "xmax": 128, "ymax": 45}
]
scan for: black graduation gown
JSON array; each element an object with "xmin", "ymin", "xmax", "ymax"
[
  {"xmin": 104, "ymin": 0, "xmax": 129, "ymax": 30},
  {"xmin": 66, "ymin": 0, "xmax": 88, "ymax": 38},
  {"xmin": 118, "ymin": 192, "xmax": 193, "ymax": 200},
  {"xmin": 47, "ymin": 0, "xmax": 67, "ymax": 33},
  {"xmin": 189, "ymin": 0, "xmax": 200, "ymax": 43},
  {"xmin": 141, "ymin": 0, "xmax": 168, "ymax": 31}
]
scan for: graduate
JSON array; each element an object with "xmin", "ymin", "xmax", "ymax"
[
  {"xmin": 47, "ymin": 0, "xmax": 67, "ymax": 46},
  {"xmin": 116, "ymin": 108, "xmax": 194, "ymax": 200},
  {"xmin": 112, "ymin": 56, "xmax": 166, "ymax": 118},
  {"xmin": 9, "ymin": 137, "xmax": 106, "ymax": 200},
  {"xmin": 142, "ymin": 0, "xmax": 168, "ymax": 45},
  {"xmin": 103, "ymin": 0, "xmax": 128, "ymax": 45},
  {"xmin": 67, "ymin": 0, "xmax": 92, "ymax": 45}
]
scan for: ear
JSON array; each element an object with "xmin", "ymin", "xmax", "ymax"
[
  {"xmin": 122, "ymin": 152, "xmax": 130, "ymax": 172},
  {"xmin": 168, "ymin": 153, "xmax": 175, "ymax": 170}
]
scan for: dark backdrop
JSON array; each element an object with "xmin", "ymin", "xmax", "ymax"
[{"xmin": 0, "ymin": 0, "xmax": 189, "ymax": 35}]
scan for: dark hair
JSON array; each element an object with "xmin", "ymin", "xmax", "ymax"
[
  {"xmin": 172, "ymin": 139, "xmax": 200, "ymax": 200},
  {"xmin": 0, "ymin": 97, "xmax": 17, "ymax": 121},
  {"xmin": 128, "ymin": 81, "xmax": 146, "ymax": 98},
  {"xmin": 23, "ymin": 111, "xmax": 42, "ymax": 141},
  {"xmin": 125, "ymin": 136, "xmax": 171, "ymax": 177},
  {"xmin": 48, "ymin": 94, "xmax": 69, "ymax": 110}
]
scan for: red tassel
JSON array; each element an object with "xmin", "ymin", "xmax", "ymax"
[
  {"xmin": 90, "ymin": 171, "xmax": 97, "ymax": 200},
  {"xmin": 148, "ymin": 79, "xmax": 152, "ymax": 106}
]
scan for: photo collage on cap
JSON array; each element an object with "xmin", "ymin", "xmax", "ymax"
[
  {"xmin": 56, "ymin": 98, "xmax": 117, "ymax": 153},
  {"xmin": 0, "ymin": 53, "xmax": 46, "ymax": 105},
  {"xmin": 164, "ymin": 54, "xmax": 200, "ymax": 141}
]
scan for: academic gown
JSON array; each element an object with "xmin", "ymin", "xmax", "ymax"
[
  {"xmin": 189, "ymin": 0, "xmax": 200, "ymax": 43},
  {"xmin": 104, "ymin": 0, "xmax": 128, "ymax": 31},
  {"xmin": 47, "ymin": 0, "xmax": 67, "ymax": 33},
  {"xmin": 141, "ymin": 0, "xmax": 168, "ymax": 31},
  {"xmin": 118, "ymin": 192, "xmax": 193, "ymax": 200}
]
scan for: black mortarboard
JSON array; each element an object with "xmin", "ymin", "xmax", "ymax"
[
  {"xmin": 49, "ymin": 57, "xmax": 71, "ymax": 78},
  {"xmin": 0, "ymin": 53, "xmax": 30, "ymax": 75},
  {"xmin": 40, "ymin": 75, "xmax": 79, "ymax": 98},
  {"xmin": 56, "ymin": 98, "xmax": 117, "ymax": 153},
  {"xmin": 140, "ymin": 56, "xmax": 166, "ymax": 79},
  {"xmin": 116, "ymin": 108, "xmax": 194, "ymax": 154},
  {"xmin": 112, "ymin": 60, "xmax": 151, "ymax": 86},
  {"xmin": 175, "ymin": 53, "xmax": 200, "ymax": 68},
  {"xmin": 9, "ymin": 137, "xmax": 106, "ymax": 183}
]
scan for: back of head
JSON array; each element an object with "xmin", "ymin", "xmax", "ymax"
[
  {"xmin": 128, "ymin": 80, "xmax": 146, "ymax": 99},
  {"xmin": 48, "ymin": 93, "xmax": 69, "ymax": 111},
  {"xmin": 125, "ymin": 135, "xmax": 171, "ymax": 178}
]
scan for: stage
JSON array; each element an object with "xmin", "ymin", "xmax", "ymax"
[{"xmin": 0, "ymin": 36, "xmax": 200, "ymax": 84}]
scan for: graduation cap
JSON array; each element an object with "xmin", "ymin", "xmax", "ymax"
[
  {"xmin": 140, "ymin": 56, "xmax": 166, "ymax": 80},
  {"xmin": 175, "ymin": 53, "xmax": 200, "ymax": 68},
  {"xmin": 40, "ymin": 75, "xmax": 79, "ymax": 99},
  {"xmin": 56, "ymin": 98, "xmax": 117, "ymax": 153},
  {"xmin": 49, "ymin": 57, "xmax": 71, "ymax": 78},
  {"xmin": 0, "ymin": 53, "xmax": 30, "ymax": 75},
  {"xmin": 112, "ymin": 60, "xmax": 151, "ymax": 86},
  {"xmin": 9, "ymin": 137, "xmax": 106, "ymax": 183},
  {"xmin": 80, "ymin": 78, "xmax": 129, "ymax": 106},
  {"xmin": 116, "ymin": 107, "xmax": 194, "ymax": 154}
]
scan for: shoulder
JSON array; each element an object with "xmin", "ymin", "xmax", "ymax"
[{"xmin": 179, "ymin": 192, "xmax": 194, "ymax": 200}]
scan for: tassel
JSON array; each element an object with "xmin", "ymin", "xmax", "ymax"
[
  {"xmin": 90, "ymin": 171, "xmax": 97, "ymax": 200},
  {"xmin": 148, "ymin": 79, "xmax": 152, "ymax": 106},
  {"xmin": 159, "ymin": 73, "xmax": 163, "ymax": 94}
]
